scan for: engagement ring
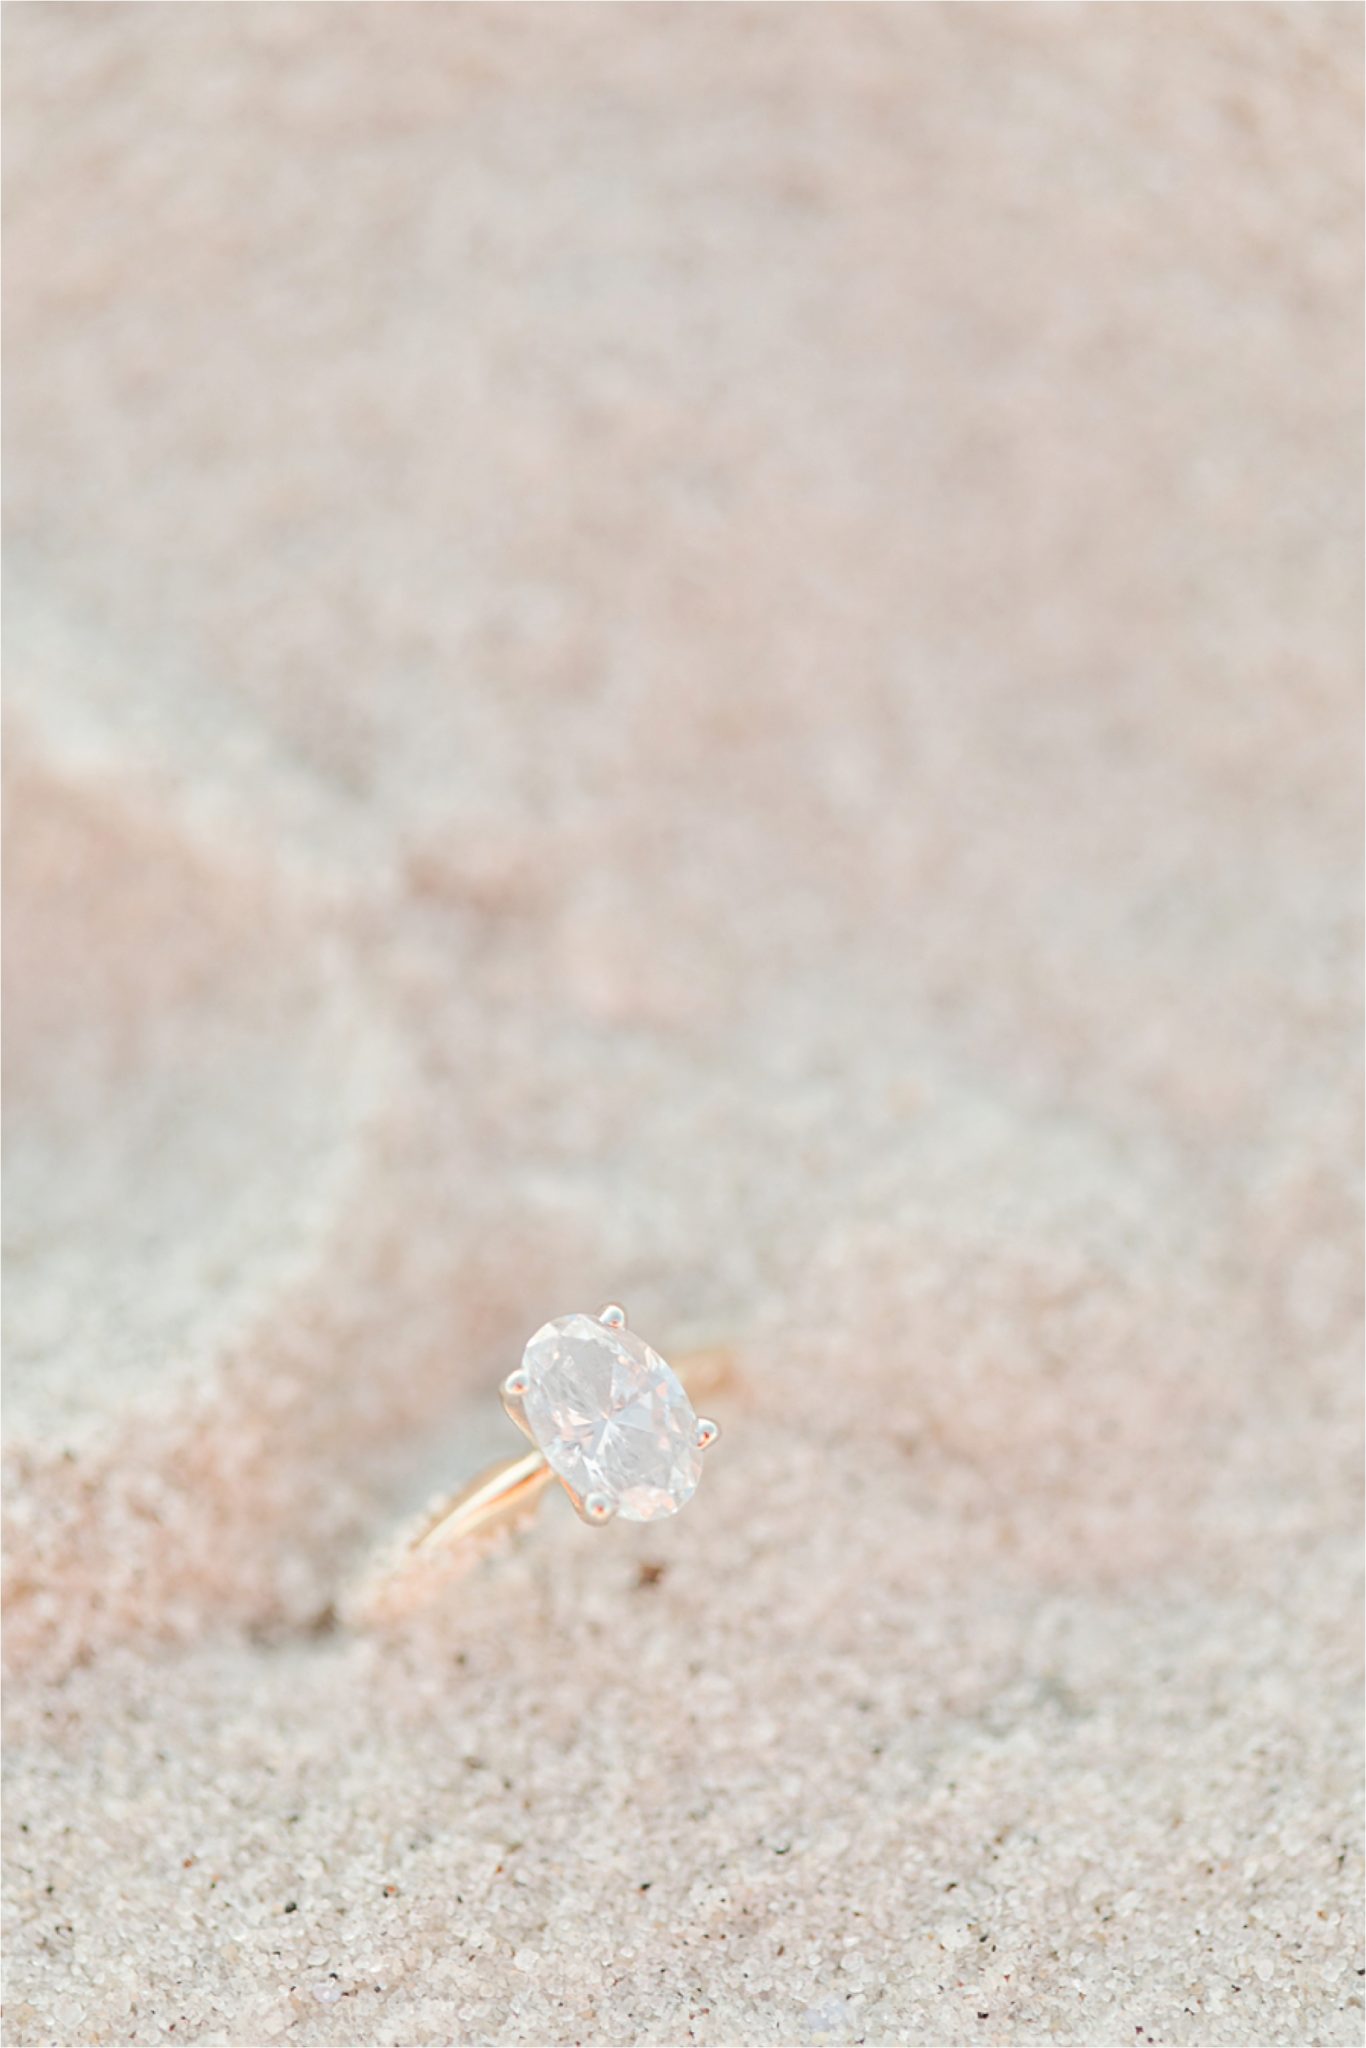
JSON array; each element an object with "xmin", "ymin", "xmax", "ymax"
[{"xmin": 349, "ymin": 1306, "xmax": 725, "ymax": 1623}]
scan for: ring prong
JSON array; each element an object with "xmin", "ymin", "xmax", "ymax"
[
  {"xmin": 597, "ymin": 1303, "xmax": 627, "ymax": 1330},
  {"xmin": 694, "ymin": 1416, "xmax": 720, "ymax": 1451},
  {"xmin": 501, "ymin": 1368, "xmax": 534, "ymax": 1438},
  {"xmin": 582, "ymin": 1491, "xmax": 616, "ymax": 1525}
]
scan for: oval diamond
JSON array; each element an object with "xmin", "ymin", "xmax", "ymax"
[{"xmin": 519, "ymin": 1313, "xmax": 703, "ymax": 1523}]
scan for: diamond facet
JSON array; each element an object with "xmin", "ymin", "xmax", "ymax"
[{"xmin": 519, "ymin": 1312, "xmax": 703, "ymax": 1523}]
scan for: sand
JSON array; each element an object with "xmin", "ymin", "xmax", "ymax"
[{"xmin": 3, "ymin": 7, "xmax": 1362, "ymax": 2044}]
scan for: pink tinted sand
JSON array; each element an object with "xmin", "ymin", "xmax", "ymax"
[{"xmin": 3, "ymin": 8, "xmax": 1362, "ymax": 2044}]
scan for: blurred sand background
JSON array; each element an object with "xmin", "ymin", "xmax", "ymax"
[{"xmin": 2, "ymin": 6, "xmax": 1362, "ymax": 2044}]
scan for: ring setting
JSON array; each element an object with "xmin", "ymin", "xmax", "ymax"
[{"xmin": 502, "ymin": 1304, "xmax": 720, "ymax": 1526}]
